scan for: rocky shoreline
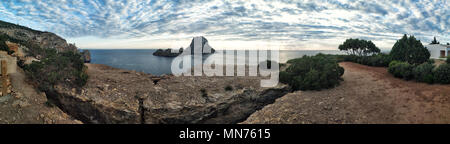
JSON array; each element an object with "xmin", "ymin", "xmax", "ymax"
[
  {"xmin": 48, "ymin": 63, "xmax": 290, "ymax": 124},
  {"xmin": 1, "ymin": 20, "xmax": 289, "ymax": 124}
]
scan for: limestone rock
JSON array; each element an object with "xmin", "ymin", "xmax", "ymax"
[{"xmin": 153, "ymin": 36, "xmax": 216, "ymax": 57}]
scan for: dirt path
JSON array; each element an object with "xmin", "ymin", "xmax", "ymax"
[
  {"xmin": 0, "ymin": 55, "xmax": 81, "ymax": 124},
  {"xmin": 243, "ymin": 62, "xmax": 450, "ymax": 124}
]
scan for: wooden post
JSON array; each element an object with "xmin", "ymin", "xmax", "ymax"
[{"xmin": 1, "ymin": 60, "xmax": 7, "ymax": 96}]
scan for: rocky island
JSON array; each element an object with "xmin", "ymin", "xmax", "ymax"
[
  {"xmin": 153, "ymin": 48, "xmax": 184, "ymax": 57},
  {"xmin": 153, "ymin": 36, "xmax": 216, "ymax": 57}
]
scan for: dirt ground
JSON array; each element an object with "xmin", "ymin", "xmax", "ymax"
[
  {"xmin": 0, "ymin": 56, "xmax": 81, "ymax": 124},
  {"xmin": 243, "ymin": 62, "xmax": 450, "ymax": 124}
]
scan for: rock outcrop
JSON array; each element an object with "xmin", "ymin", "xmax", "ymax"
[
  {"xmin": 152, "ymin": 48, "xmax": 184, "ymax": 57},
  {"xmin": 0, "ymin": 20, "xmax": 77, "ymax": 53},
  {"xmin": 48, "ymin": 64, "xmax": 289, "ymax": 124},
  {"xmin": 185, "ymin": 36, "xmax": 216, "ymax": 55},
  {"xmin": 81, "ymin": 50, "xmax": 91, "ymax": 63}
]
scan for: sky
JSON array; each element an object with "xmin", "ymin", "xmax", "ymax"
[{"xmin": 0, "ymin": 0, "xmax": 448, "ymax": 50}]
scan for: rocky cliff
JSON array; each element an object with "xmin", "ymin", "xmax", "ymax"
[
  {"xmin": 49, "ymin": 64, "xmax": 289, "ymax": 124},
  {"xmin": 0, "ymin": 20, "xmax": 77, "ymax": 54}
]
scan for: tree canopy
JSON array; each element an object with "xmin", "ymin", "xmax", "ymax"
[
  {"xmin": 338, "ymin": 38, "xmax": 380, "ymax": 56},
  {"xmin": 430, "ymin": 37, "xmax": 440, "ymax": 44},
  {"xmin": 390, "ymin": 34, "xmax": 430, "ymax": 65}
]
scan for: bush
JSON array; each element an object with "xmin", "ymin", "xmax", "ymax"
[
  {"xmin": 427, "ymin": 59, "xmax": 435, "ymax": 64},
  {"xmin": 390, "ymin": 34, "xmax": 430, "ymax": 65},
  {"xmin": 413, "ymin": 63, "xmax": 434, "ymax": 84},
  {"xmin": 0, "ymin": 34, "xmax": 16, "ymax": 54},
  {"xmin": 23, "ymin": 48, "xmax": 88, "ymax": 91},
  {"xmin": 281, "ymin": 54, "xmax": 344, "ymax": 91},
  {"xmin": 338, "ymin": 54, "xmax": 391, "ymax": 67},
  {"xmin": 433, "ymin": 63, "xmax": 450, "ymax": 84},
  {"xmin": 370, "ymin": 54, "xmax": 392, "ymax": 67},
  {"xmin": 446, "ymin": 56, "xmax": 450, "ymax": 64},
  {"xmin": 388, "ymin": 61, "xmax": 414, "ymax": 80},
  {"xmin": 224, "ymin": 85, "xmax": 233, "ymax": 91},
  {"xmin": 337, "ymin": 55, "xmax": 359, "ymax": 62}
]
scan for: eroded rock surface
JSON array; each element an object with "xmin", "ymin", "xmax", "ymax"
[{"xmin": 51, "ymin": 64, "xmax": 289, "ymax": 124}]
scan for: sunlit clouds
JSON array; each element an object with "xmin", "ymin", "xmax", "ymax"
[{"xmin": 0, "ymin": 0, "xmax": 448, "ymax": 50}]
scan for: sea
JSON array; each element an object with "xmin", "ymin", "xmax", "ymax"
[{"xmin": 85, "ymin": 49, "xmax": 344, "ymax": 75}]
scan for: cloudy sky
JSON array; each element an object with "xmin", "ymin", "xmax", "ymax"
[{"xmin": 0, "ymin": 0, "xmax": 448, "ymax": 50}]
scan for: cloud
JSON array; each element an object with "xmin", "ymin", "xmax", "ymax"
[{"xmin": 0, "ymin": 0, "xmax": 448, "ymax": 50}]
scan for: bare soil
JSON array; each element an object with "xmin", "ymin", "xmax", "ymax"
[
  {"xmin": 243, "ymin": 62, "xmax": 450, "ymax": 124},
  {"xmin": 0, "ymin": 65, "xmax": 81, "ymax": 124}
]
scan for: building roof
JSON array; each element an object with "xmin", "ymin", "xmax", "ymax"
[{"xmin": 428, "ymin": 44, "xmax": 450, "ymax": 48}]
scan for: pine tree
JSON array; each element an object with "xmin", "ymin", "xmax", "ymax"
[
  {"xmin": 391, "ymin": 34, "xmax": 430, "ymax": 64},
  {"xmin": 431, "ymin": 37, "xmax": 440, "ymax": 44}
]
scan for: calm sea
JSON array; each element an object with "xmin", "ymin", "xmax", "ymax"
[{"xmin": 85, "ymin": 49, "xmax": 344, "ymax": 75}]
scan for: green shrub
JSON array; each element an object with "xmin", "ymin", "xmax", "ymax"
[
  {"xmin": 413, "ymin": 63, "xmax": 434, "ymax": 84},
  {"xmin": 279, "ymin": 71, "xmax": 292, "ymax": 84},
  {"xmin": 357, "ymin": 56, "xmax": 370, "ymax": 66},
  {"xmin": 388, "ymin": 60, "xmax": 401, "ymax": 68},
  {"xmin": 297, "ymin": 69, "xmax": 321, "ymax": 90},
  {"xmin": 338, "ymin": 54, "xmax": 391, "ymax": 67},
  {"xmin": 433, "ymin": 63, "xmax": 450, "ymax": 84},
  {"xmin": 23, "ymin": 48, "xmax": 88, "ymax": 91},
  {"xmin": 370, "ymin": 54, "xmax": 392, "ymax": 67},
  {"xmin": 281, "ymin": 54, "xmax": 344, "ymax": 91},
  {"xmin": 390, "ymin": 34, "xmax": 430, "ymax": 65},
  {"xmin": 338, "ymin": 55, "xmax": 359, "ymax": 62},
  {"xmin": 0, "ymin": 34, "xmax": 16, "ymax": 54},
  {"xmin": 446, "ymin": 56, "xmax": 450, "ymax": 64},
  {"xmin": 388, "ymin": 61, "xmax": 414, "ymax": 80}
]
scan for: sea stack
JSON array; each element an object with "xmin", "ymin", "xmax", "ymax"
[
  {"xmin": 185, "ymin": 36, "xmax": 216, "ymax": 55},
  {"xmin": 153, "ymin": 36, "xmax": 215, "ymax": 57}
]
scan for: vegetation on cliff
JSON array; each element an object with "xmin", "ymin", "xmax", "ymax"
[
  {"xmin": 0, "ymin": 34, "xmax": 15, "ymax": 54},
  {"xmin": 23, "ymin": 48, "xmax": 88, "ymax": 91},
  {"xmin": 0, "ymin": 20, "xmax": 45, "ymax": 34},
  {"xmin": 0, "ymin": 20, "xmax": 88, "ymax": 91}
]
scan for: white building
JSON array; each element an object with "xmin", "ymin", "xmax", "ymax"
[{"xmin": 425, "ymin": 44, "xmax": 450, "ymax": 59}]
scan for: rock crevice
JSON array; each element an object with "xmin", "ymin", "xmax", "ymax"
[{"xmin": 46, "ymin": 64, "xmax": 290, "ymax": 124}]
